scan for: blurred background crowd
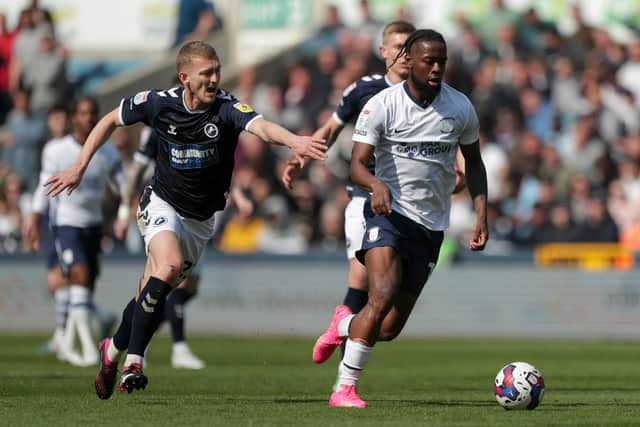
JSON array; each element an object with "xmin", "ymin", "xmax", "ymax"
[{"xmin": 1, "ymin": 0, "xmax": 640, "ymax": 257}]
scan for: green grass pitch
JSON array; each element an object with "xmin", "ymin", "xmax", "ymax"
[{"xmin": 2, "ymin": 335, "xmax": 640, "ymax": 426}]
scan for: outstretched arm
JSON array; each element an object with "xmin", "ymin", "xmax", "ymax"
[
  {"xmin": 45, "ymin": 108, "xmax": 121, "ymax": 196},
  {"xmin": 282, "ymin": 117, "xmax": 344, "ymax": 189},
  {"xmin": 313, "ymin": 117, "xmax": 345, "ymax": 150},
  {"xmin": 247, "ymin": 117, "xmax": 327, "ymax": 168},
  {"xmin": 459, "ymin": 141, "xmax": 488, "ymax": 250}
]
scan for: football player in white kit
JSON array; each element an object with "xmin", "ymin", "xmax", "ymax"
[
  {"xmin": 282, "ymin": 20, "xmax": 416, "ymax": 361},
  {"xmin": 26, "ymin": 98, "xmax": 124, "ymax": 366},
  {"xmin": 320, "ymin": 29, "xmax": 488, "ymax": 407}
]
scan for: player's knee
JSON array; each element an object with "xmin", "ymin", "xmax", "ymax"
[
  {"xmin": 366, "ymin": 292, "xmax": 394, "ymax": 319},
  {"xmin": 68, "ymin": 265, "xmax": 91, "ymax": 285},
  {"xmin": 47, "ymin": 269, "xmax": 66, "ymax": 293},
  {"xmin": 377, "ymin": 326, "xmax": 402, "ymax": 342},
  {"xmin": 154, "ymin": 257, "xmax": 184, "ymax": 283}
]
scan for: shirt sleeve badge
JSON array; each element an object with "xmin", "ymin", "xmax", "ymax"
[{"xmin": 233, "ymin": 102, "xmax": 254, "ymax": 113}]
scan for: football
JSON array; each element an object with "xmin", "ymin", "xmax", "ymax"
[{"xmin": 494, "ymin": 361, "xmax": 545, "ymax": 410}]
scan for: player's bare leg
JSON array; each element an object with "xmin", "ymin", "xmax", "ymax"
[
  {"xmin": 330, "ymin": 246, "xmax": 402, "ymax": 408},
  {"xmin": 119, "ymin": 231, "xmax": 182, "ymax": 393},
  {"xmin": 377, "ymin": 291, "xmax": 418, "ymax": 342}
]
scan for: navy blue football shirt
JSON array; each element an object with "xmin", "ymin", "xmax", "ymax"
[
  {"xmin": 333, "ymin": 74, "xmax": 392, "ymax": 198},
  {"xmin": 120, "ymin": 86, "xmax": 260, "ymax": 220}
]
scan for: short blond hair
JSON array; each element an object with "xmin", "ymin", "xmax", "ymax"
[
  {"xmin": 382, "ymin": 21, "xmax": 416, "ymax": 44},
  {"xmin": 176, "ymin": 41, "xmax": 219, "ymax": 72}
]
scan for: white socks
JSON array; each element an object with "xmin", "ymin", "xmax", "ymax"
[
  {"xmin": 337, "ymin": 339, "xmax": 373, "ymax": 387},
  {"xmin": 338, "ymin": 314, "xmax": 355, "ymax": 337},
  {"xmin": 53, "ymin": 287, "xmax": 69, "ymax": 336},
  {"xmin": 124, "ymin": 354, "xmax": 143, "ymax": 367},
  {"xmin": 107, "ymin": 338, "xmax": 122, "ymax": 363},
  {"xmin": 62, "ymin": 285, "xmax": 98, "ymax": 365},
  {"xmin": 173, "ymin": 341, "xmax": 189, "ymax": 353}
]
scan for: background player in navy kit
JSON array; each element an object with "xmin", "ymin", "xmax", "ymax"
[
  {"xmin": 26, "ymin": 97, "xmax": 124, "ymax": 367},
  {"xmin": 282, "ymin": 21, "xmax": 415, "ymax": 364},
  {"xmin": 324, "ymin": 29, "xmax": 488, "ymax": 407},
  {"xmin": 45, "ymin": 41, "xmax": 327, "ymax": 399}
]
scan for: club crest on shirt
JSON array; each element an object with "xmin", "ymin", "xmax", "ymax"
[
  {"xmin": 367, "ymin": 226, "xmax": 381, "ymax": 243},
  {"xmin": 233, "ymin": 102, "xmax": 254, "ymax": 113},
  {"xmin": 153, "ymin": 216, "xmax": 167, "ymax": 226},
  {"xmin": 439, "ymin": 117, "xmax": 455, "ymax": 133},
  {"xmin": 133, "ymin": 90, "xmax": 150, "ymax": 105},
  {"xmin": 204, "ymin": 123, "xmax": 219, "ymax": 138},
  {"xmin": 355, "ymin": 109, "xmax": 370, "ymax": 136}
]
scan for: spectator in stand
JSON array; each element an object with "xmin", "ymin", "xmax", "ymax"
[
  {"xmin": 281, "ymin": 63, "xmax": 314, "ymax": 132},
  {"xmin": 0, "ymin": 14, "xmax": 17, "ymax": 124},
  {"xmin": 513, "ymin": 202, "xmax": 549, "ymax": 246},
  {"xmin": 479, "ymin": 133, "xmax": 510, "ymax": 204},
  {"xmin": 556, "ymin": 114, "xmax": 605, "ymax": 175},
  {"xmin": 515, "ymin": 7, "xmax": 555, "ymax": 55},
  {"xmin": 551, "ymin": 56, "xmax": 588, "ymax": 122},
  {"xmin": 307, "ymin": 46, "xmax": 339, "ymax": 122},
  {"xmin": 10, "ymin": 8, "xmax": 52, "ymax": 94},
  {"xmin": 617, "ymin": 38, "xmax": 640, "ymax": 108},
  {"xmin": 317, "ymin": 200, "xmax": 344, "ymax": 252},
  {"xmin": 289, "ymin": 179, "xmax": 321, "ymax": 243},
  {"xmin": 301, "ymin": 4, "xmax": 345, "ymax": 56},
  {"xmin": 172, "ymin": 0, "xmax": 222, "ymax": 49},
  {"xmin": 577, "ymin": 196, "xmax": 619, "ymax": 242},
  {"xmin": 256, "ymin": 195, "xmax": 307, "ymax": 255},
  {"xmin": 607, "ymin": 179, "xmax": 639, "ymax": 236},
  {"xmin": 519, "ymin": 86, "xmax": 554, "ymax": 144},
  {"xmin": 22, "ymin": 33, "xmax": 68, "ymax": 115},
  {"xmin": 2, "ymin": 89, "xmax": 47, "ymax": 193},
  {"xmin": 476, "ymin": 0, "xmax": 518, "ymax": 52},
  {"xmin": 537, "ymin": 203, "xmax": 580, "ymax": 243},
  {"xmin": 356, "ymin": 0, "xmax": 384, "ymax": 53},
  {"xmin": 568, "ymin": 173, "xmax": 593, "ymax": 226}
]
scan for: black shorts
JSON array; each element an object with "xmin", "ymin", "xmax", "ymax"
[
  {"xmin": 356, "ymin": 203, "xmax": 443, "ymax": 295},
  {"xmin": 47, "ymin": 225, "xmax": 102, "ymax": 283}
]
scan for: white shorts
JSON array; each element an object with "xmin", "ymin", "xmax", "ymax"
[
  {"xmin": 344, "ymin": 196, "xmax": 367, "ymax": 259},
  {"xmin": 137, "ymin": 189, "xmax": 215, "ymax": 281}
]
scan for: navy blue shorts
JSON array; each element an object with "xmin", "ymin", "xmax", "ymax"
[
  {"xmin": 356, "ymin": 204, "xmax": 443, "ymax": 295},
  {"xmin": 47, "ymin": 225, "xmax": 102, "ymax": 283}
]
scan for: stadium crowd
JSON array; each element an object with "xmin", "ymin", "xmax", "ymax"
[{"xmin": 1, "ymin": 1, "xmax": 640, "ymax": 255}]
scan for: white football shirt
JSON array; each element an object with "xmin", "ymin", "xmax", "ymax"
[
  {"xmin": 32, "ymin": 135, "xmax": 124, "ymax": 227},
  {"xmin": 353, "ymin": 81, "xmax": 479, "ymax": 230}
]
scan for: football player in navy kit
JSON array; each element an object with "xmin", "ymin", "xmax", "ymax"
[
  {"xmin": 45, "ymin": 41, "xmax": 327, "ymax": 399},
  {"xmin": 114, "ymin": 125, "xmax": 253, "ymax": 370},
  {"xmin": 114, "ymin": 127, "xmax": 207, "ymax": 370}
]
